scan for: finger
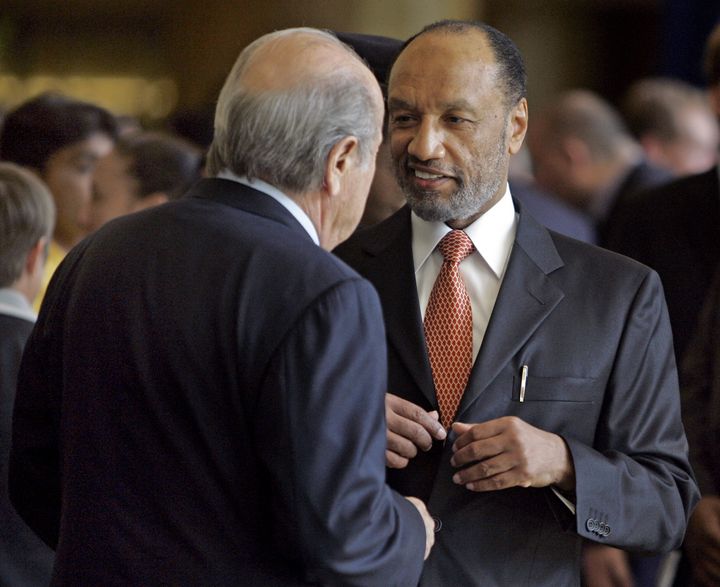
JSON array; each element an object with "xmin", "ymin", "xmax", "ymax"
[
  {"xmin": 388, "ymin": 394, "xmax": 447, "ymax": 440},
  {"xmin": 452, "ymin": 453, "xmax": 514, "ymax": 486},
  {"xmin": 450, "ymin": 434, "xmax": 504, "ymax": 467},
  {"xmin": 451, "ymin": 420, "xmax": 504, "ymax": 450},
  {"xmin": 387, "ymin": 411, "xmax": 435, "ymax": 452},
  {"xmin": 387, "ymin": 430, "xmax": 420, "ymax": 459},
  {"xmin": 386, "ymin": 449, "xmax": 409, "ymax": 469},
  {"xmin": 455, "ymin": 468, "xmax": 521, "ymax": 492}
]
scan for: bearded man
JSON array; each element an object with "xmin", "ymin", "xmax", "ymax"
[{"xmin": 335, "ymin": 19, "xmax": 698, "ymax": 587}]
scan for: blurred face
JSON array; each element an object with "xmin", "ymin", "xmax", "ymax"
[
  {"xmin": 664, "ymin": 106, "xmax": 719, "ymax": 176},
  {"xmin": 42, "ymin": 132, "xmax": 114, "ymax": 249},
  {"xmin": 88, "ymin": 150, "xmax": 140, "ymax": 232},
  {"xmin": 388, "ymin": 30, "xmax": 526, "ymax": 228}
]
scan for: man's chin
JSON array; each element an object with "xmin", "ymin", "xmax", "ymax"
[{"xmin": 406, "ymin": 197, "xmax": 454, "ymax": 223}]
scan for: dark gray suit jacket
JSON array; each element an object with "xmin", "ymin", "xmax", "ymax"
[
  {"xmin": 335, "ymin": 203, "xmax": 699, "ymax": 586},
  {"xmin": 10, "ymin": 178, "xmax": 425, "ymax": 586}
]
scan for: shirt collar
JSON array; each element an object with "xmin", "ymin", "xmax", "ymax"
[
  {"xmin": 216, "ymin": 170, "xmax": 320, "ymax": 245},
  {"xmin": 0, "ymin": 287, "xmax": 36, "ymax": 322},
  {"xmin": 412, "ymin": 183, "xmax": 517, "ymax": 278}
]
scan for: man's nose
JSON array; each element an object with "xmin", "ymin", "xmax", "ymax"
[{"xmin": 407, "ymin": 119, "xmax": 446, "ymax": 161}]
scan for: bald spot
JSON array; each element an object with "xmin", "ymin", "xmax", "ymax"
[{"xmin": 241, "ymin": 32, "xmax": 381, "ymax": 103}]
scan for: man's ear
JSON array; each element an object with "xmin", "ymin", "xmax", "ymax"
[
  {"xmin": 323, "ymin": 136, "xmax": 360, "ymax": 197},
  {"xmin": 25, "ymin": 236, "xmax": 48, "ymax": 277},
  {"xmin": 508, "ymin": 98, "xmax": 529, "ymax": 155}
]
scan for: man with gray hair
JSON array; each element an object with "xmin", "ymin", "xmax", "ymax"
[
  {"xmin": 0, "ymin": 162, "xmax": 55, "ymax": 587},
  {"xmin": 9, "ymin": 28, "xmax": 433, "ymax": 586}
]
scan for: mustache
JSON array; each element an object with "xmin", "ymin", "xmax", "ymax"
[{"xmin": 397, "ymin": 155, "xmax": 462, "ymax": 183}]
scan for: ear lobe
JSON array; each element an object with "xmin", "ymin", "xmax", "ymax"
[
  {"xmin": 25, "ymin": 236, "xmax": 47, "ymax": 277},
  {"xmin": 508, "ymin": 98, "xmax": 529, "ymax": 155},
  {"xmin": 323, "ymin": 136, "xmax": 360, "ymax": 197}
]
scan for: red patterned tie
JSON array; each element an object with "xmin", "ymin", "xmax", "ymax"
[{"xmin": 424, "ymin": 230, "xmax": 475, "ymax": 429}]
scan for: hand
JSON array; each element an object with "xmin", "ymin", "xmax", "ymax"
[
  {"xmin": 450, "ymin": 416, "xmax": 575, "ymax": 491},
  {"xmin": 385, "ymin": 393, "xmax": 446, "ymax": 468},
  {"xmin": 582, "ymin": 544, "xmax": 634, "ymax": 587},
  {"xmin": 405, "ymin": 496, "xmax": 435, "ymax": 560},
  {"xmin": 684, "ymin": 495, "xmax": 720, "ymax": 586}
]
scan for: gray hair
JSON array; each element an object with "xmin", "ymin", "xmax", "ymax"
[
  {"xmin": 206, "ymin": 28, "xmax": 380, "ymax": 192},
  {"xmin": 0, "ymin": 162, "xmax": 55, "ymax": 287}
]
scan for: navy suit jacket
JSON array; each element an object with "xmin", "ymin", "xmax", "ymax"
[
  {"xmin": 10, "ymin": 178, "xmax": 425, "ymax": 586},
  {"xmin": 335, "ymin": 203, "xmax": 698, "ymax": 586}
]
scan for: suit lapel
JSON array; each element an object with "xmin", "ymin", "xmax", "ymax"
[
  {"xmin": 456, "ymin": 203, "xmax": 565, "ymax": 419},
  {"xmin": 358, "ymin": 209, "xmax": 436, "ymax": 406}
]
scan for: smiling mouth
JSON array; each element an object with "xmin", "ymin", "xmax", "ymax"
[{"xmin": 414, "ymin": 169, "xmax": 446, "ymax": 180}]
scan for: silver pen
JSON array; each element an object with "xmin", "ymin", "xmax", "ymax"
[{"xmin": 519, "ymin": 365, "xmax": 528, "ymax": 403}]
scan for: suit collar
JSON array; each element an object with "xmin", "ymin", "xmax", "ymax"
[
  {"xmin": 356, "ymin": 201, "xmax": 566, "ymax": 413},
  {"xmin": 188, "ymin": 178, "xmax": 315, "ymax": 243}
]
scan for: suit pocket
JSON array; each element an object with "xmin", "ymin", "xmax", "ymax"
[{"xmin": 511, "ymin": 374, "xmax": 598, "ymax": 403}]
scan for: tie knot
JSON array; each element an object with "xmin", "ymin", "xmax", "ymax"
[{"xmin": 438, "ymin": 230, "xmax": 474, "ymax": 264}]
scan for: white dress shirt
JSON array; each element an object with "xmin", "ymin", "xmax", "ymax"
[
  {"xmin": 413, "ymin": 187, "xmax": 577, "ymax": 514},
  {"xmin": 217, "ymin": 170, "xmax": 320, "ymax": 246},
  {"xmin": 0, "ymin": 287, "xmax": 36, "ymax": 323},
  {"xmin": 412, "ymin": 184, "xmax": 517, "ymax": 360}
]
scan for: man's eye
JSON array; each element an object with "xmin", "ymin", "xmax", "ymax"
[{"xmin": 391, "ymin": 115, "xmax": 414, "ymax": 126}]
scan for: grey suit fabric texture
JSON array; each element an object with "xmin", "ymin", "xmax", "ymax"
[{"xmin": 335, "ymin": 202, "xmax": 699, "ymax": 587}]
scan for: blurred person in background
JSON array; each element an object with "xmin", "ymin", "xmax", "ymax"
[
  {"xmin": 0, "ymin": 93, "xmax": 117, "ymax": 311},
  {"xmin": 0, "ymin": 162, "xmax": 55, "ymax": 586},
  {"xmin": 87, "ymin": 131, "xmax": 203, "ymax": 232},
  {"xmin": 509, "ymin": 144, "xmax": 596, "ymax": 243},
  {"xmin": 528, "ymin": 89, "xmax": 671, "ymax": 246},
  {"xmin": 592, "ymin": 23, "xmax": 720, "ymax": 587},
  {"xmin": 608, "ymin": 22, "xmax": 720, "ymax": 365},
  {"xmin": 622, "ymin": 76, "xmax": 718, "ymax": 177},
  {"xmin": 677, "ymin": 266, "xmax": 720, "ymax": 587}
]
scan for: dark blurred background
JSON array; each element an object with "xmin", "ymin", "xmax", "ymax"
[{"xmin": 1, "ymin": 0, "xmax": 718, "ymax": 142}]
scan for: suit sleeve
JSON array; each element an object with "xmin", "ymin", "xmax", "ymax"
[
  {"xmin": 254, "ymin": 277, "xmax": 426, "ymax": 586},
  {"xmin": 7, "ymin": 254, "xmax": 83, "ymax": 550},
  {"xmin": 566, "ymin": 270, "xmax": 699, "ymax": 552}
]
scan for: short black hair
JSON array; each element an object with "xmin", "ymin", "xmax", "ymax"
[
  {"xmin": 116, "ymin": 132, "xmax": 203, "ymax": 201},
  {"xmin": 396, "ymin": 20, "xmax": 527, "ymax": 109},
  {"xmin": 0, "ymin": 92, "xmax": 118, "ymax": 171}
]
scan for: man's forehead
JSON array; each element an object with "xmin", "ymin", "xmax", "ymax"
[{"xmin": 389, "ymin": 30, "xmax": 497, "ymax": 85}]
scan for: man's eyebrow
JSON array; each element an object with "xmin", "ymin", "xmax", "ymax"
[
  {"xmin": 388, "ymin": 97, "xmax": 414, "ymax": 110},
  {"xmin": 388, "ymin": 97, "xmax": 479, "ymax": 116},
  {"xmin": 439, "ymin": 99, "xmax": 478, "ymax": 114}
]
